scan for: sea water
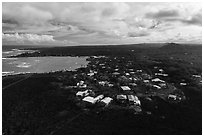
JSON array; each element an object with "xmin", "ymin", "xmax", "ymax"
[{"xmin": 2, "ymin": 46, "xmax": 89, "ymax": 76}]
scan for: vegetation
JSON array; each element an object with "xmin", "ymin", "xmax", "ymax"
[{"xmin": 3, "ymin": 43, "xmax": 202, "ymax": 134}]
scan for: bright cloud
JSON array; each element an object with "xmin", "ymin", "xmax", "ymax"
[
  {"xmin": 2, "ymin": 33, "xmax": 55, "ymax": 42},
  {"xmin": 2, "ymin": 2, "xmax": 202, "ymax": 45}
]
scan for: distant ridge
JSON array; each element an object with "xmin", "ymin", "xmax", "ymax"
[{"xmin": 160, "ymin": 43, "xmax": 187, "ymax": 51}]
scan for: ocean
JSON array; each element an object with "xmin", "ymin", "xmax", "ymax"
[{"xmin": 2, "ymin": 46, "xmax": 89, "ymax": 76}]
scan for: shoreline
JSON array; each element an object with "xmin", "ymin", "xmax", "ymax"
[
  {"xmin": 3, "ymin": 55, "xmax": 90, "ymax": 77},
  {"xmin": 2, "ymin": 67, "xmax": 87, "ymax": 77}
]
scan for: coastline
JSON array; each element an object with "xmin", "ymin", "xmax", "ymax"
[{"xmin": 3, "ymin": 56, "xmax": 90, "ymax": 77}]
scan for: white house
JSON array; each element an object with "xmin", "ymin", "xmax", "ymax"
[
  {"xmin": 82, "ymin": 96, "xmax": 96, "ymax": 104},
  {"xmin": 94, "ymin": 95, "xmax": 104, "ymax": 102},
  {"xmin": 143, "ymin": 80, "xmax": 150, "ymax": 83},
  {"xmin": 152, "ymin": 78, "xmax": 165, "ymax": 83},
  {"xmin": 129, "ymin": 83, "xmax": 137, "ymax": 86},
  {"xmin": 158, "ymin": 83, "xmax": 167, "ymax": 88},
  {"xmin": 127, "ymin": 95, "xmax": 141, "ymax": 106},
  {"xmin": 87, "ymin": 72, "xmax": 94, "ymax": 77},
  {"xmin": 108, "ymin": 83, "xmax": 114, "ymax": 87},
  {"xmin": 180, "ymin": 83, "xmax": 187, "ymax": 86},
  {"xmin": 155, "ymin": 73, "xmax": 168, "ymax": 76},
  {"xmin": 77, "ymin": 80, "xmax": 84, "ymax": 86},
  {"xmin": 136, "ymin": 70, "xmax": 143, "ymax": 72},
  {"xmin": 192, "ymin": 75, "xmax": 201, "ymax": 78},
  {"xmin": 77, "ymin": 80, "xmax": 87, "ymax": 88},
  {"xmin": 121, "ymin": 86, "xmax": 131, "ymax": 91},
  {"xmin": 135, "ymin": 100, "xmax": 141, "ymax": 106},
  {"xmin": 152, "ymin": 85, "xmax": 161, "ymax": 89},
  {"xmin": 76, "ymin": 90, "xmax": 89, "ymax": 97},
  {"xmin": 130, "ymin": 72, "xmax": 135, "ymax": 74},
  {"xmin": 127, "ymin": 95, "xmax": 135, "ymax": 103},
  {"xmin": 99, "ymin": 81, "xmax": 106, "ymax": 86},
  {"xmin": 125, "ymin": 73, "xmax": 130, "ymax": 76},
  {"xmin": 117, "ymin": 94, "xmax": 127, "ymax": 100},
  {"xmin": 101, "ymin": 97, "xmax": 113, "ymax": 106},
  {"xmin": 168, "ymin": 94, "xmax": 177, "ymax": 100},
  {"xmin": 112, "ymin": 72, "xmax": 120, "ymax": 75}
]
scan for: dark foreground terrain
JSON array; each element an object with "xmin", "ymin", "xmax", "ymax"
[{"xmin": 2, "ymin": 43, "xmax": 202, "ymax": 135}]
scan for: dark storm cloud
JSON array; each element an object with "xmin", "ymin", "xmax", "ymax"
[
  {"xmin": 101, "ymin": 8, "xmax": 116, "ymax": 17},
  {"xmin": 181, "ymin": 13, "xmax": 202, "ymax": 26},
  {"xmin": 146, "ymin": 9, "xmax": 201, "ymax": 26},
  {"xmin": 160, "ymin": 13, "xmax": 202, "ymax": 26},
  {"xmin": 127, "ymin": 31, "xmax": 150, "ymax": 37},
  {"xmin": 146, "ymin": 10, "xmax": 179, "ymax": 19}
]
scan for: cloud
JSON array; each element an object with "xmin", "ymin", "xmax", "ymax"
[
  {"xmin": 115, "ymin": 17, "xmax": 161, "ymax": 30},
  {"xmin": 3, "ymin": 5, "xmax": 53, "ymax": 26},
  {"xmin": 146, "ymin": 9, "xmax": 201, "ymax": 26},
  {"xmin": 146, "ymin": 9, "xmax": 179, "ymax": 19},
  {"xmin": 2, "ymin": 33, "xmax": 56, "ymax": 45},
  {"xmin": 2, "ymin": 2, "xmax": 202, "ymax": 45},
  {"xmin": 181, "ymin": 13, "xmax": 202, "ymax": 26},
  {"xmin": 2, "ymin": 32, "xmax": 79, "ymax": 46},
  {"xmin": 127, "ymin": 31, "xmax": 149, "ymax": 37}
]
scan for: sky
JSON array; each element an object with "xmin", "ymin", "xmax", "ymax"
[{"xmin": 2, "ymin": 2, "xmax": 202, "ymax": 46}]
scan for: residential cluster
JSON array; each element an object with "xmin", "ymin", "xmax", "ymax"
[{"xmin": 57, "ymin": 56, "xmax": 188, "ymax": 114}]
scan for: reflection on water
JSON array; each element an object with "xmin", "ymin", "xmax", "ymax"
[
  {"xmin": 3, "ymin": 56, "xmax": 89, "ymax": 76},
  {"xmin": 2, "ymin": 48, "xmax": 89, "ymax": 76}
]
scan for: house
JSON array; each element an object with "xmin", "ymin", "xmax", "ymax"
[
  {"xmin": 87, "ymin": 72, "xmax": 94, "ymax": 77},
  {"xmin": 168, "ymin": 94, "xmax": 177, "ymax": 100},
  {"xmin": 145, "ymin": 97, "xmax": 152, "ymax": 101},
  {"xmin": 76, "ymin": 90, "xmax": 89, "ymax": 97},
  {"xmin": 129, "ymin": 83, "xmax": 137, "ymax": 86},
  {"xmin": 125, "ymin": 73, "xmax": 130, "ymax": 76},
  {"xmin": 143, "ymin": 80, "xmax": 150, "ymax": 83},
  {"xmin": 192, "ymin": 75, "xmax": 201, "ymax": 78},
  {"xmin": 152, "ymin": 85, "xmax": 161, "ymax": 89},
  {"xmin": 99, "ymin": 81, "xmax": 106, "ymax": 86},
  {"xmin": 136, "ymin": 70, "xmax": 143, "ymax": 73},
  {"xmin": 82, "ymin": 96, "xmax": 96, "ymax": 104},
  {"xmin": 129, "ymin": 77, "xmax": 133, "ymax": 81},
  {"xmin": 77, "ymin": 80, "xmax": 87, "ymax": 88},
  {"xmin": 77, "ymin": 80, "xmax": 84, "ymax": 86},
  {"xmin": 134, "ymin": 100, "xmax": 141, "ymax": 106},
  {"xmin": 152, "ymin": 78, "xmax": 165, "ymax": 83},
  {"xmin": 121, "ymin": 86, "xmax": 131, "ymax": 91},
  {"xmin": 162, "ymin": 74, "xmax": 168, "ymax": 77},
  {"xmin": 94, "ymin": 95, "xmax": 104, "ymax": 102},
  {"xmin": 99, "ymin": 63, "xmax": 105, "ymax": 66},
  {"xmin": 80, "ymin": 84, "xmax": 87, "ymax": 88},
  {"xmin": 133, "ymin": 77, "xmax": 140, "ymax": 81},
  {"xmin": 158, "ymin": 83, "xmax": 167, "ymax": 88},
  {"xmin": 127, "ymin": 95, "xmax": 141, "ymax": 106},
  {"xmin": 117, "ymin": 94, "xmax": 127, "ymax": 100},
  {"xmin": 93, "ymin": 71, "xmax": 98, "ymax": 74},
  {"xmin": 112, "ymin": 72, "xmax": 120, "ymax": 75},
  {"xmin": 100, "ymin": 97, "xmax": 113, "ymax": 106},
  {"xmin": 155, "ymin": 73, "xmax": 168, "ymax": 76},
  {"xmin": 108, "ymin": 83, "xmax": 114, "ymax": 87},
  {"xmin": 127, "ymin": 95, "xmax": 135, "ymax": 103},
  {"xmin": 130, "ymin": 72, "xmax": 135, "ymax": 74},
  {"xmin": 180, "ymin": 83, "xmax": 187, "ymax": 86},
  {"xmin": 142, "ymin": 73, "xmax": 152, "ymax": 79}
]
